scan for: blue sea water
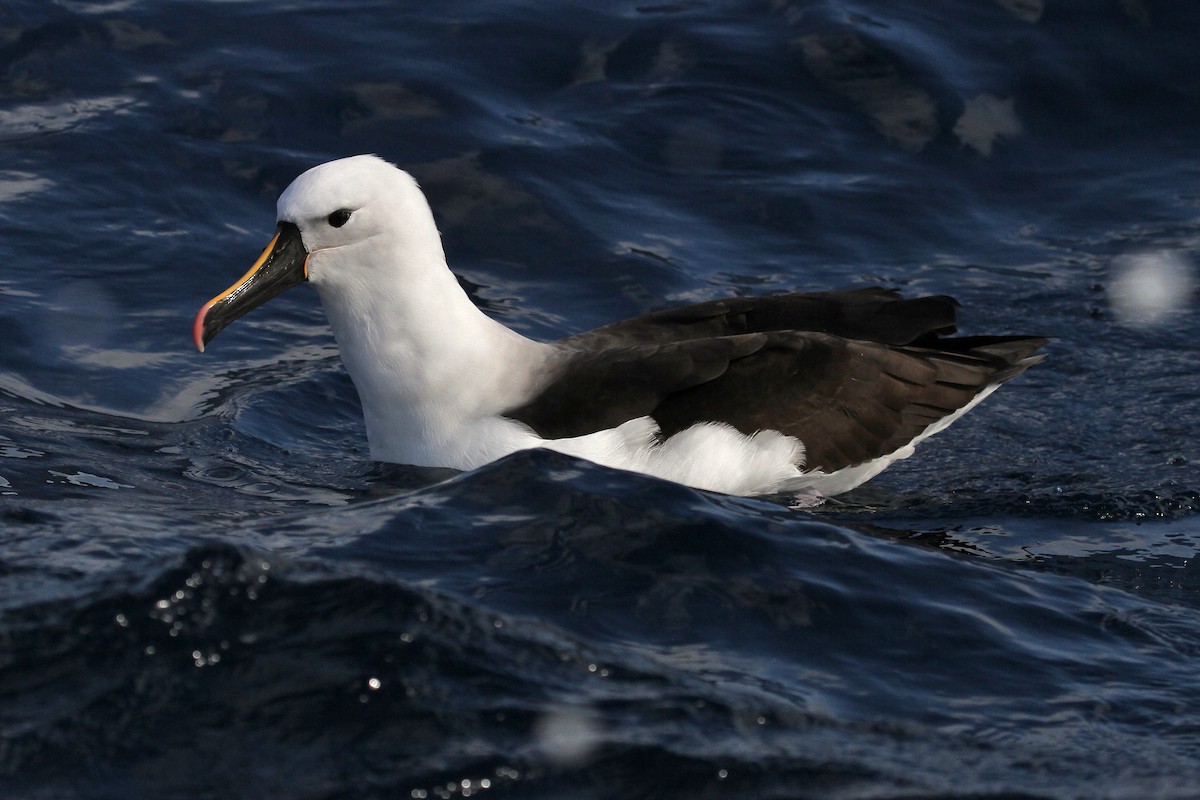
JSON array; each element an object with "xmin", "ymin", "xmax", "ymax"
[{"xmin": 2, "ymin": 1, "xmax": 1200, "ymax": 797}]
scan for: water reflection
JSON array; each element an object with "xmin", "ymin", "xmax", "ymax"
[
  {"xmin": 0, "ymin": 95, "xmax": 136, "ymax": 141},
  {"xmin": 35, "ymin": 279, "xmax": 119, "ymax": 356},
  {"xmin": 340, "ymin": 81, "xmax": 443, "ymax": 136},
  {"xmin": 796, "ymin": 33, "xmax": 939, "ymax": 153},
  {"xmin": 0, "ymin": 170, "xmax": 52, "ymax": 203},
  {"xmin": 994, "ymin": 0, "xmax": 1044, "ymax": 23},
  {"xmin": 954, "ymin": 94, "xmax": 1023, "ymax": 156}
]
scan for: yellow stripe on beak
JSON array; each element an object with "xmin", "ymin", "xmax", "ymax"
[{"xmin": 193, "ymin": 222, "xmax": 310, "ymax": 352}]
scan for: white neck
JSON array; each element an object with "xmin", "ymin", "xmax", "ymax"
[{"xmin": 310, "ymin": 234, "xmax": 553, "ymax": 467}]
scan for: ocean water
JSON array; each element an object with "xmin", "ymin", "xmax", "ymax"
[{"xmin": 2, "ymin": 1, "xmax": 1200, "ymax": 797}]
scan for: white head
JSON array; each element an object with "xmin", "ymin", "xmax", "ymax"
[
  {"xmin": 194, "ymin": 154, "xmax": 548, "ymax": 467},
  {"xmin": 278, "ymin": 154, "xmax": 446, "ymax": 292},
  {"xmin": 193, "ymin": 154, "xmax": 450, "ymax": 351}
]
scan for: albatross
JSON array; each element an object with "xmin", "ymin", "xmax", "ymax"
[{"xmin": 194, "ymin": 155, "xmax": 1045, "ymax": 497}]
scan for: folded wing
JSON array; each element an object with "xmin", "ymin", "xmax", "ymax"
[{"xmin": 502, "ymin": 289, "xmax": 1046, "ymax": 474}]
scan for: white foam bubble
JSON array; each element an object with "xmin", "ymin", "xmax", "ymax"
[
  {"xmin": 533, "ymin": 708, "xmax": 601, "ymax": 766},
  {"xmin": 1108, "ymin": 251, "xmax": 1196, "ymax": 327}
]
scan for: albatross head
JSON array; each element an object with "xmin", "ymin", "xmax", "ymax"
[{"xmin": 193, "ymin": 154, "xmax": 443, "ymax": 351}]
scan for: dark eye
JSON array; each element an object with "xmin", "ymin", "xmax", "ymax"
[{"xmin": 327, "ymin": 209, "xmax": 352, "ymax": 228}]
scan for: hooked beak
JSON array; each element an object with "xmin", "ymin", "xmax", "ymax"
[{"xmin": 193, "ymin": 221, "xmax": 309, "ymax": 352}]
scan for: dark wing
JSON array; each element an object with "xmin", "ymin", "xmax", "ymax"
[
  {"xmin": 651, "ymin": 333, "xmax": 1046, "ymax": 472},
  {"xmin": 504, "ymin": 330, "xmax": 1047, "ymax": 473},
  {"xmin": 559, "ymin": 288, "xmax": 960, "ymax": 350},
  {"xmin": 504, "ymin": 334, "xmax": 772, "ymax": 440}
]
